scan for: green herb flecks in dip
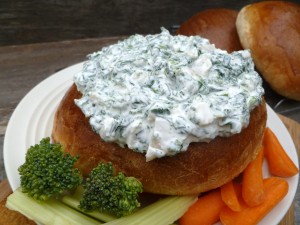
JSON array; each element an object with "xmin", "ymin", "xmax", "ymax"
[{"xmin": 74, "ymin": 28, "xmax": 264, "ymax": 161}]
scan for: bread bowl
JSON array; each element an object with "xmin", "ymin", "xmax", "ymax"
[
  {"xmin": 236, "ymin": 1, "xmax": 300, "ymax": 101},
  {"xmin": 52, "ymin": 29, "xmax": 266, "ymax": 195},
  {"xmin": 177, "ymin": 8, "xmax": 243, "ymax": 53}
]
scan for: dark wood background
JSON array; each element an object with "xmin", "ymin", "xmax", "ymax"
[{"xmin": 1, "ymin": 0, "xmax": 299, "ymax": 46}]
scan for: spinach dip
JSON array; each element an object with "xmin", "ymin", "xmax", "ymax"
[{"xmin": 74, "ymin": 28, "xmax": 264, "ymax": 161}]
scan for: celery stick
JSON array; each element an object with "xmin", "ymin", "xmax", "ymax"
[
  {"xmin": 102, "ymin": 195, "xmax": 197, "ymax": 225},
  {"xmin": 6, "ymin": 188, "xmax": 102, "ymax": 225},
  {"xmin": 62, "ymin": 195, "xmax": 117, "ymax": 222}
]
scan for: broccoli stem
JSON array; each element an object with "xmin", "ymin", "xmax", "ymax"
[
  {"xmin": 62, "ymin": 186, "xmax": 117, "ymax": 222},
  {"xmin": 101, "ymin": 195, "xmax": 197, "ymax": 225},
  {"xmin": 6, "ymin": 188, "xmax": 102, "ymax": 225}
]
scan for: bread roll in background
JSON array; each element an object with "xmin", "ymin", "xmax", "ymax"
[
  {"xmin": 236, "ymin": 1, "xmax": 300, "ymax": 101},
  {"xmin": 176, "ymin": 8, "xmax": 243, "ymax": 53}
]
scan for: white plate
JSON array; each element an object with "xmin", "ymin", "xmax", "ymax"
[{"xmin": 4, "ymin": 62, "xmax": 299, "ymax": 225}]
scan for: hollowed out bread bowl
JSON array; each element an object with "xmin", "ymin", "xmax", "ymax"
[{"xmin": 52, "ymin": 84, "xmax": 267, "ymax": 195}]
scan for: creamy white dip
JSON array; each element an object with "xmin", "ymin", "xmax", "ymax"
[{"xmin": 74, "ymin": 28, "xmax": 264, "ymax": 161}]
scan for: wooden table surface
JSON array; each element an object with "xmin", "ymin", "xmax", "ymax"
[{"xmin": 0, "ymin": 37, "xmax": 299, "ymax": 224}]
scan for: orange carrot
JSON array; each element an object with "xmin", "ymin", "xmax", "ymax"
[
  {"xmin": 232, "ymin": 182, "xmax": 242, "ymax": 197},
  {"xmin": 221, "ymin": 180, "xmax": 241, "ymax": 212},
  {"xmin": 179, "ymin": 189, "xmax": 225, "ymax": 225},
  {"xmin": 263, "ymin": 127, "xmax": 299, "ymax": 177},
  {"xmin": 220, "ymin": 177, "xmax": 289, "ymax": 225},
  {"xmin": 242, "ymin": 146, "xmax": 265, "ymax": 207}
]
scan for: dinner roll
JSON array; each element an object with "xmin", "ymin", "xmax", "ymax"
[
  {"xmin": 236, "ymin": 1, "xmax": 300, "ymax": 101},
  {"xmin": 177, "ymin": 8, "xmax": 243, "ymax": 52}
]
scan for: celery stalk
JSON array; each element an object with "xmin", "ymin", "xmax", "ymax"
[
  {"xmin": 102, "ymin": 195, "xmax": 197, "ymax": 225},
  {"xmin": 6, "ymin": 188, "xmax": 102, "ymax": 225},
  {"xmin": 62, "ymin": 195, "xmax": 117, "ymax": 222}
]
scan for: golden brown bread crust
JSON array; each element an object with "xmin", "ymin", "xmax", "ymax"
[
  {"xmin": 236, "ymin": 1, "xmax": 300, "ymax": 101},
  {"xmin": 52, "ymin": 84, "xmax": 267, "ymax": 195},
  {"xmin": 176, "ymin": 8, "xmax": 243, "ymax": 53}
]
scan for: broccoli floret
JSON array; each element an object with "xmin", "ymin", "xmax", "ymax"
[
  {"xmin": 18, "ymin": 137, "xmax": 82, "ymax": 201},
  {"xmin": 79, "ymin": 162, "xmax": 143, "ymax": 217}
]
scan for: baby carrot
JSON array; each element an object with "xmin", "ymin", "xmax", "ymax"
[
  {"xmin": 221, "ymin": 180, "xmax": 241, "ymax": 212},
  {"xmin": 242, "ymin": 146, "xmax": 265, "ymax": 207},
  {"xmin": 220, "ymin": 177, "xmax": 289, "ymax": 225},
  {"xmin": 263, "ymin": 127, "xmax": 299, "ymax": 177},
  {"xmin": 179, "ymin": 189, "xmax": 225, "ymax": 225}
]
